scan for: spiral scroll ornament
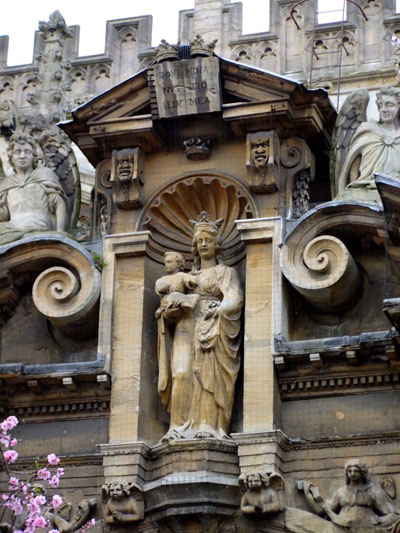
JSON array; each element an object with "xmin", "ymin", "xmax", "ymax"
[
  {"xmin": 281, "ymin": 235, "xmax": 362, "ymax": 311},
  {"xmin": 32, "ymin": 265, "xmax": 101, "ymax": 326}
]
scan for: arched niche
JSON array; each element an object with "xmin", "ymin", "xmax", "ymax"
[{"xmin": 138, "ymin": 173, "xmax": 258, "ymax": 266}]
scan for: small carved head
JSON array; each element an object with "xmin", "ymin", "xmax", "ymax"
[
  {"xmin": 250, "ymin": 137, "xmax": 270, "ymax": 169},
  {"xmin": 344, "ymin": 459, "xmax": 370, "ymax": 485},
  {"xmin": 164, "ymin": 251, "xmax": 185, "ymax": 274},
  {"xmin": 7, "ymin": 133, "xmax": 39, "ymax": 172},
  {"xmin": 376, "ymin": 86, "xmax": 400, "ymax": 126},
  {"xmin": 239, "ymin": 470, "xmax": 284, "ymax": 492},
  {"xmin": 115, "ymin": 148, "xmax": 136, "ymax": 182},
  {"xmin": 189, "ymin": 212, "xmax": 224, "ymax": 270}
]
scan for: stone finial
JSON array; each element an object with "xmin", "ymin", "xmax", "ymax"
[
  {"xmin": 190, "ymin": 34, "xmax": 218, "ymax": 58},
  {"xmin": 38, "ymin": 10, "xmax": 73, "ymax": 40},
  {"xmin": 155, "ymin": 39, "xmax": 179, "ymax": 63},
  {"xmin": 183, "ymin": 137, "xmax": 211, "ymax": 160}
]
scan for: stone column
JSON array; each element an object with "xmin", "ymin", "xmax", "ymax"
[
  {"xmin": 98, "ymin": 231, "xmax": 161, "ymax": 484},
  {"xmin": 232, "ymin": 217, "xmax": 286, "ymax": 473}
]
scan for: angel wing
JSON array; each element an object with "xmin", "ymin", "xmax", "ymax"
[
  {"xmin": 38, "ymin": 130, "xmax": 81, "ymax": 230},
  {"xmin": 330, "ymin": 88, "xmax": 369, "ymax": 198},
  {"xmin": 126, "ymin": 481, "xmax": 144, "ymax": 503},
  {"xmin": 381, "ymin": 476, "xmax": 396, "ymax": 500},
  {"xmin": 268, "ymin": 472, "xmax": 284, "ymax": 492}
]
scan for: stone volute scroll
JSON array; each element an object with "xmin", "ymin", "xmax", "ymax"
[
  {"xmin": 296, "ymin": 459, "xmax": 400, "ymax": 533},
  {"xmin": 332, "ymin": 86, "xmax": 400, "ymax": 205},
  {"xmin": 239, "ymin": 470, "xmax": 285, "ymax": 515},
  {"xmin": 246, "ymin": 130, "xmax": 280, "ymax": 193},
  {"xmin": 110, "ymin": 147, "xmax": 144, "ymax": 209},
  {"xmin": 101, "ymin": 481, "xmax": 144, "ymax": 525},
  {"xmin": 155, "ymin": 211, "xmax": 243, "ymax": 442}
]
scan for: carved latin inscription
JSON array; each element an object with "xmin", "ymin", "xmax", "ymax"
[{"xmin": 153, "ymin": 57, "xmax": 221, "ymax": 118}]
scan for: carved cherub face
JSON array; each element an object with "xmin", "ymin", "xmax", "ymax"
[
  {"xmin": 116, "ymin": 152, "xmax": 134, "ymax": 182},
  {"xmin": 250, "ymin": 138, "xmax": 269, "ymax": 169},
  {"xmin": 165, "ymin": 252, "xmax": 184, "ymax": 274},
  {"xmin": 109, "ymin": 484, "xmax": 124, "ymax": 500},
  {"xmin": 12, "ymin": 142, "xmax": 34, "ymax": 173},
  {"xmin": 196, "ymin": 230, "xmax": 217, "ymax": 260},
  {"xmin": 378, "ymin": 95, "xmax": 399, "ymax": 125},
  {"xmin": 247, "ymin": 474, "xmax": 263, "ymax": 490}
]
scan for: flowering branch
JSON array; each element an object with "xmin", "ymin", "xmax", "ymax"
[{"xmin": 0, "ymin": 416, "xmax": 95, "ymax": 533}]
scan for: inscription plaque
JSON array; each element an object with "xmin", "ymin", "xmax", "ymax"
[{"xmin": 153, "ymin": 57, "xmax": 221, "ymax": 118}]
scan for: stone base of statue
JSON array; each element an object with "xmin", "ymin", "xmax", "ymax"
[{"xmin": 144, "ymin": 439, "xmax": 240, "ymax": 521}]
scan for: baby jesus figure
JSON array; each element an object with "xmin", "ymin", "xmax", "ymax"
[{"xmin": 155, "ymin": 251, "xmax": 198, "ymax": 319}]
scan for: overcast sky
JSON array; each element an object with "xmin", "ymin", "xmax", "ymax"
[{"xmin": 0, "ymin": 0, "xmax": 392, "ymax": 67}]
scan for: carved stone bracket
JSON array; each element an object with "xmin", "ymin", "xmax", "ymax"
[
  {"xmin": 280, "ymin": 202, "xmax": 384, "ymax": 312},
  {"xmin": 110, "ymin": 147, "xmax": 144, "ymax": 209},
  {"xmin": 246, "ymin": 130, "xmax": 280, "ymax": 193},
  {"xmin": 280, "ymin": 137, "xmax": 315, "ymax": 218},
  {"xmin": 0, "ymin": 235, "xmax": 101, "ymax": 336}
]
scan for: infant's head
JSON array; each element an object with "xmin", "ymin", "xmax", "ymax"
[{"xmin": 164, "ymin": 252, "xmax": 185, "ymax": 274}]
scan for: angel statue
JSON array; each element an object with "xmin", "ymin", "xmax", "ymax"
[
  {"xmin": 0, "ymin": 131, "xmax": 79, "ymax": 245},
  {"xmin": 331, "ymin": 86, "xmax": 400, "ymax": 205}
]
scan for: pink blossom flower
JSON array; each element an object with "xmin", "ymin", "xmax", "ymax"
[
  {"xmin": 32, "ymin": 516, "xmax": 47, "ymax": 529},
  {"xmin": 10, "ymin": 438, "xmax": 17, "ymax": 447},
  {"xmin": 47, "ymin": 453, "xmax": 60, "ymax": 465},
  {"xmin": 56, "ymin": 467, "xmax": 64, "ymax": 477},
  {"xmin": 2, "ymin": 494, "xmax": 8, "ymax": 501},
  {"xmin": 1, "ymin": 416, "xmax": 18, "ymax": 431},
  {"xmin": 34, "ymin": 494, "xmax": 46, "ymax": 505},
  {"xmin": 37, "ymin": 467, "xmax": 51, "ymax": 480},
  {"xmin": 4, "ymin": 449, "xmax": 18, "ymax": 463},
  {"xmin": 49, "ymin": 530, "xmax": 60, "ymax": 533},
  {"xmin": 1, "ymin": 435, "xmax": 10, "ymax": 447},
  {"xmin": 52, "ymin": 495, "xmax": 63, "ymax": 508},
  {"xmin": 49, "ymin": 475, "xmax": 59, "ymax": 488}
]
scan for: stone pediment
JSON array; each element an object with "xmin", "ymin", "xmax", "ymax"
[{"xmin": 61, "ymin": 57, "xmax": 335, "ymax": 166}]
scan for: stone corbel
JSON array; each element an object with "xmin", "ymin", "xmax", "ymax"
[
  {"xmin": 0, "ymin": 235, "xmax": 101, "ymax": 338},
  {"xmin": 110, "ymin": 147, "xmax": 144, "ymax": 209},
  {"xmin": 246, "ymin": 131, "xmax": 280, "ymax": 193},
  {"xmin": 280, "ymin": 203, "xmax": 384, "ymax": 312},
  {"xmin": 280, "ymin": 137, "xmax": 315, "ymax": 218}
]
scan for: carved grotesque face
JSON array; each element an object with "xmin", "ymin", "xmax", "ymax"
[
  {"xmin": 12, "ymin": 142, "xmax": 34, "ymax": 173},
  {"xmin": 346, "ymin": 465, "xmax": 362, "ymax": 483},
  {"xmin": 116, "ymin": 154, "xmax": 134, "ymax": 182},
  {"xmin": 165, "ymin": 253, "xmax": 182, "ymax": 274},
  {"xmin": 378, "ymin": 95, "xmax": 399, "ymax": 125},
  {"xmin": 109, "ymin": 484, "xmax": 124, "ymax": 500},
  {"xmin": 250, "ymin": 138, "xmax": 269, "ymax": 169},
  {"xmin": 196, "ymin": 230, "xmax": 216, "ymax": 261},
  {"xmin": 247, "ymin": 474, "xmax": 263, "ymax": 489}
]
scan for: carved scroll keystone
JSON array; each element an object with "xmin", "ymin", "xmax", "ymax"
[{"xmin": 281, "ymin": 234, "xmax": 362, "ymax": 311}]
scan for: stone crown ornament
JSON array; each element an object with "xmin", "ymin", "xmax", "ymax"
[
  {"xmin": 190, "ymin": 34, "xmax": 218, "ymax": 58},
  {"xmin": 183, "ymin": 137, "xmax": 211, "ymax": 160},
  {"xmin": 155, "ymin": 40, "xmax": 180, "ymax": 63},
  {"xmin": 189, "ymin": 211, "xmax": 224, "ymax": 234}
]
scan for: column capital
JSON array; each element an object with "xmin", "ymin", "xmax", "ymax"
[{"xmin": 236, "ymin": 217, "xmax": 281, "ymax": 243}]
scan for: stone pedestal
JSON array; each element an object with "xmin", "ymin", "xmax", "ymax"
[{"xmin": 144, "ymin": 439, "xmax": 240, "ymax": 520}]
